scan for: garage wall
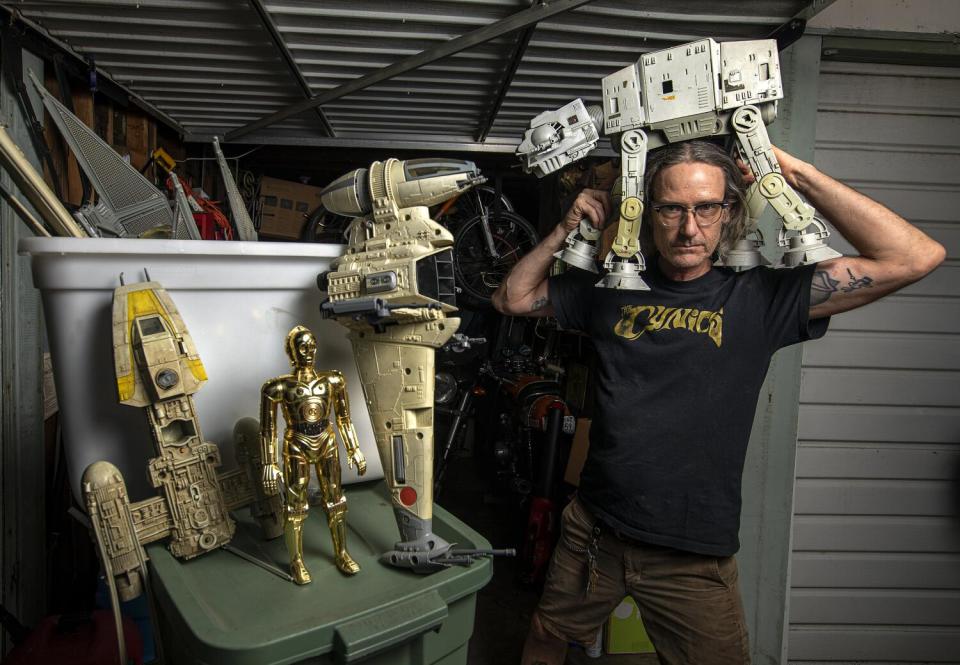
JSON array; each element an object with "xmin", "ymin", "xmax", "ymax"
[
  {"xmin": 788, "ymin": 59, "xmax": 960, "ymax": 662},
  {"xmin": 0, "ymin": 45, "xmax": 47, "ymax": 656}
]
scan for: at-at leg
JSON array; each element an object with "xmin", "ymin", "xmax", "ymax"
[
  {"xmin": 732, "ymin": 104, "xmax": 813, "ymax": 231},
  {"xmin": 722, "ymin": 182, "xmax": 773, "ymax": 270},
  {"xmin": 554, "ymin": 128, "xmax": 650, "ymax": 290},
  {"xmin": 598, "ymin": 129, "xmax": 650, "ymax": 290},
  {"xmin": 316, "ymin": 453, "xmax": 359, "ymax": 575},
  {"xmin": 731, "ymin": 105, "xmax": 841, "ymax": 266},
  {"xmin": 283, "ymin": 449, "xmax": 311, "ymax": 585}
]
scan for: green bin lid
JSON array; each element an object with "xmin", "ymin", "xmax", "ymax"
[{"xmin": 148, "ymin": 481, "xmax": 492, "ymax": 664}]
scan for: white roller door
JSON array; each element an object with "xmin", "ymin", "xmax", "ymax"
[{"xmin": 788, "ymin": 60, "xmax": 960, "ymax": 663}]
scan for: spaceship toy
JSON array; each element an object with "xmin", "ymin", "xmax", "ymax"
[{"xmin": 319, "ymin": 158, "xmax": 514, "ymax": 572}]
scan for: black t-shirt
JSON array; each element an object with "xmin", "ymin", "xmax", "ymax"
[{"xmin": 548, "ymin": 259, "xmax": 829, "ymax": 556}]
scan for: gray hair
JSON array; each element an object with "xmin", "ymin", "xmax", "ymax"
[{"xmin": 639, "ymin": 140, "xmax": 749, "ymax": 257}]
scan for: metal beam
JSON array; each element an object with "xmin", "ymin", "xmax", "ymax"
[
  {"xmin": 476, "ymin": 22, "xmax": 534, "ymax": 143},
  {"xmin": 185, "ymin": 131, "xmax": 616, "ymax": 157},
  {"xmin": 793, "ymin": 0, "xmax": 837, "ymax": 22},
  {"xmin": 768, "ymin": 0, "xmax": 836, "ymax": 50},
  {"xmin": 225, "ymin": 0, "xmax": 598, "ymax": 141},
  {"xmin": 247, "ymin": 0, "xmax": 335, "ymax": 138},
  {"xmin": 820, "ymin": 33, "xmax": 960, "ymax": 68},
  {"xmin": 190, "ymin": 133, "xmax": 521, "ymax": 154},
  {"xmin": 769, "ymin": 18, "xmax": 807, "ymax": 51}
]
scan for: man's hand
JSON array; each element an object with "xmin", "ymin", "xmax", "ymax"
[
  {"xmin": 736, "ymin": 145, "xmax": 810, "ymax": 192},
  {"xmin": 348, "ymin": 448, "xmax": 367, "ymax": 476},
  {"xmin": 561, "ymin": 188, "xmax": 612, "ymax": 233},
  {"xmin": 770, "ymin": 145, "xmax": 812, "ymax": 192},
  {"xmin": 493, "ymin": 187, "xmax": 611, "ymax": 317},
  {"xmin": 262, "ymin": 463, "xmax": 283, "ymax": 496}
]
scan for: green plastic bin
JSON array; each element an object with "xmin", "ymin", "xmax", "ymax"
[{"xmin": 147, "ymin": 481, "xmax": 492, "ymax": 664}]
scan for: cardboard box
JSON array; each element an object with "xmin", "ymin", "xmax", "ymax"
[
  {"xmin": 606, "ymin": 596, "xmax": 656, "ymax": 655},
  {"xmin": 258, "ymin": 176, "xmax": 324, "ymax": 240}
]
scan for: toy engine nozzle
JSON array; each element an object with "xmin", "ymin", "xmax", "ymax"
[{"xmin": 321, "ymin": 168, "xmax": 371, "ymax": 217}]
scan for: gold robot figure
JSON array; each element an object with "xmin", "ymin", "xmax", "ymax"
[{"xmin": 260, "ymin": 325, "xmax": 367, "ymax": 584}]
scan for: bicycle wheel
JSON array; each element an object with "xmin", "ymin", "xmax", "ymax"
[
  {"xmin": 300, "ymin": 204, "xmax": 353, "ymax": 243},
  {"xmin": 440, "ymin": 185, "xmax": 515, "ymax": 228},
  {"xmin": 453, "ymin": 210, "xmax": 539, "ymax": 307}
]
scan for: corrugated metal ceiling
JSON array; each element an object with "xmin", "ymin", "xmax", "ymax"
[{"xmin": 7, "ymin": 0, "xmax": 827, "ymax": 151}]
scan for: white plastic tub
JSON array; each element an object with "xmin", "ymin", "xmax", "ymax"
[{"xmin": 19, "ymin": 237, "xmax": 382, "ymax": 503}]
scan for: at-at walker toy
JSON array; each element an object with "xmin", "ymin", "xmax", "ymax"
[
  {"xmin": 516, "ymin": 37, "xmax": 841, "ymax": 290},
  {"xmin": 319, "ymin": 158, "xmax": 514, "ymax": 572}
]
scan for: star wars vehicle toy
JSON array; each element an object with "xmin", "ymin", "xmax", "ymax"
[
  {"xmin": 319, "ymin": 158, "xmax": 514, "ymax": 572},
  {"xmin": 83, "ymin": 279, "xmax": 282, "ymax": 661},
  {"xmin": 516, "ymin": 37, "xmax": 841, "ymax": 289}
]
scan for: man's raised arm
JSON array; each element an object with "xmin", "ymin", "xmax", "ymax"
[
  {"xmin": 492, "ymin": 188, "xmax": 610, "ymax": 317},
  {"xmin": 772, "ymin": 146, "xmax": 946, "ymax": 319}
]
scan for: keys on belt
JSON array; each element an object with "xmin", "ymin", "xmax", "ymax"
[{"xmin": 585, "ymin": 525, "xmax": 601, "ymax": 595}]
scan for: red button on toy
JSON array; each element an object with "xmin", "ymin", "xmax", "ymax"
[{"xmin": 399, "ymin": 486, "xmax": 417, "ymax": 506}]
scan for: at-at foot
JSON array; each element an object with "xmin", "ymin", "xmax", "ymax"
[
  {"xmin": 335, "ymin": 552, "xmax": 360, "ymax": 575},
  {"xmin": 291, "ymin": 559, "xmax": 312, "ymax": 585}
]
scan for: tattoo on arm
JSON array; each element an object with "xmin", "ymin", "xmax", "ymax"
[
  {"xmin": 840, "ymin": 267, "xmax": 874, "ymax": 293},
  {"xmin": 810, "ymin": 269, "xmax": 840, "ymax": 305},
  {"xmin": 531, "ymin": 296, "xmax": 550, "ymax": 312}
]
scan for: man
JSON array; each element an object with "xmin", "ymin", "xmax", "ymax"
[{"xmin": 492, "ymin": 140, "xmax": 944, "ymax": 665}]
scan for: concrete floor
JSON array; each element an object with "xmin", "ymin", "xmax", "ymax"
[{"xmin": 438, "ymin": 454, "xmax": 660, "ymax": 665}]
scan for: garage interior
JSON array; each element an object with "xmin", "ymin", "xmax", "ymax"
[{"xmin": 0, "ymin": 1, "xmax": 958, "ymax": 663}]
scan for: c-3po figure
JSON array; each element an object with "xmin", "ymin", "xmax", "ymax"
[{"xmin": 260, "ymin": 325, "xmax": 367, "ymax": 584}]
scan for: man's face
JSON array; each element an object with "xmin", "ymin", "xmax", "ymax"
[
  {"xmin": 293, "ymin": 332, "xmax": 317, "ymax": 366},
  {"xmin": 650, "ymin": 162, "xmax": 728, "ymax": 280}
]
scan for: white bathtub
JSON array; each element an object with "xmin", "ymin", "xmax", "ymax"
[{"xmin": 19, "ymin": 237, "xmax": 382, "ymax": 503}]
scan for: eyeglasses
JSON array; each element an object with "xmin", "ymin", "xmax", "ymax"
[{"xmin": 651, "ymin": 202, "xmax": 729, "ymax": 228}]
